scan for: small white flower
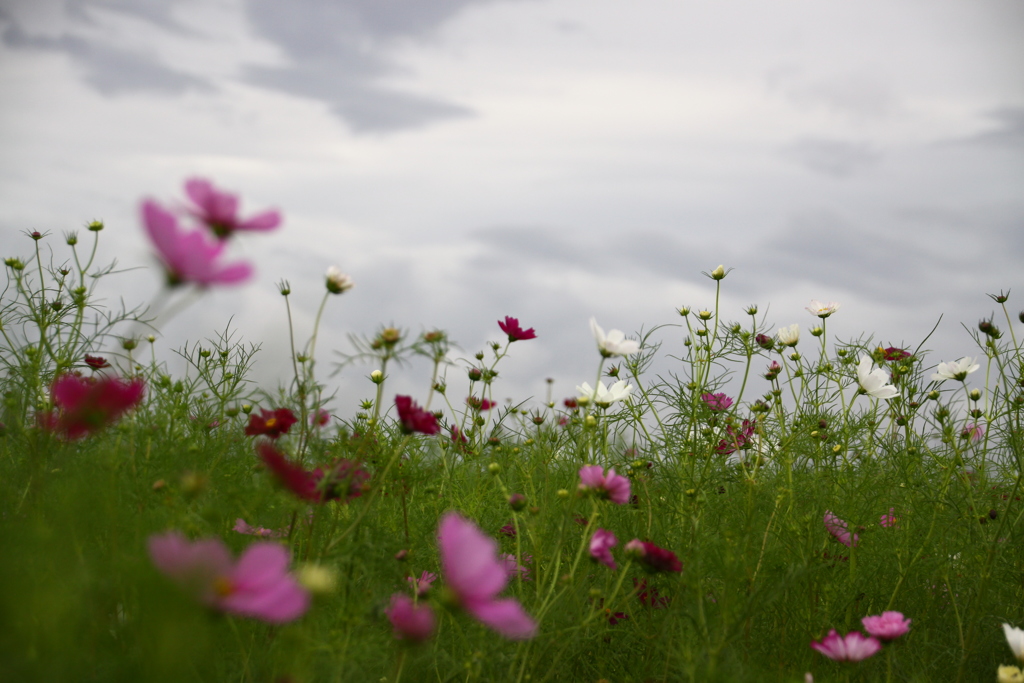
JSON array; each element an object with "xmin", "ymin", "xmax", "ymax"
[
  {"xmin": 325, "ymin": 266, "xmax": 354, "ymax": 294},
  {"xmin": 1005, "ymin": 623, "xmax": 1024, "ymax": 664},
  {"xmin": 576, "ymin": 380, "xmax": 633, "ymax": 407},
  {"xmin": 806, "ymin": 299, "xmax": 840, "ymax": 318},
  {"xmin": 777, "ymin": 323, "xmax": 800, "ymax": 347},
  {"xmin": 856, "ymin": 355, "xmax": 898, "ymax": 400},
  {"xmin": 931, "ymin": 357, "xmax": 980, "ymax": 382},
  {"xmin": 590, "ymin": 317, "xmax": 640, "ymax": 357}
]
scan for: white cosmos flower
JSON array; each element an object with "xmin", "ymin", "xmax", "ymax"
[
  {"xmin": 325, "ymin": 266, "xmax": 354, "ymax": 294},
  {"xmin": 590, "ymin": 318, "xmax": 640, "ymax": 357},
  {"xmin": 931, "ymin": 357, "xmax": 980, "ymax": 382},
  {"xmin": 777, "ymin": 323, "xmax": 800, "ymax": 347},
  {"xmin": 856, "ymin": 355, "xmax": 898, "ymax": 400},
  {"xmin": 576, "ymin": 380, "xmax": 633, "ymax": 407},
  {"xmin": 1005, "ymin": 624, "xmax": 1024, "ymax": 663},
  {"xmin": 806, "ymin": 300, "xmax": 841, "ymax": 318}
]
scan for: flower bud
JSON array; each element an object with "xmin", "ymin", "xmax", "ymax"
[
  {"xmin": 745, "ymin": 304, "xmax": 758, "ymax": 315},
  {"xmin": 121, "ymin": 338, "xmax": 138, "ymax": 351},
  {"xmin": 969, "ymin": 389, "xmax": 981, "ymax": 401},
  {"xmin": 488, "ymin": 462, "xmax": 501, "ymax": 475},
  {"xmin": 30, "ymin": 230, "xmax": 43, "ymax": 240},
  {"xmin": 810, "ymin": 326, "xmax": 823, "ymax": 337},
  {"xmin": 678, "ymin": 306, "xmax": 690, "ymax": 317},
  {"xmin": 370, "ymin": 370, "xmax": 384, "ymax": 384},
  {"xmin": 468, "ymin": 368, "xmax": 482, "ymax": 381},
  {"xmin": 297, "ymin": 563, "xmax": 338, "ymax": 594},
  {"xmin": 710, "ymin": 264, "xmax": 726, "ymax": 280},
  {"xmin": 87, "ymin": 220, "xmax": 103, "ymax": 232},
  {"xmin": 698, "ymin": 310, "xmax": 713, "ymax": 321},
  {"xmin": 623, "ymin": 539, "xmax": 646, "ymax": 559},
  {"xmin": 557, "ymin": 488, "xmax": 569, "ymax": 499},
  {"xmin": 325, "ymin": 266, "xmax": 354, "ymax": 294},
  {"xmin": 65, "ymin": 232, "xmax": 78, "ymax": 246},
  {"xmin": 508, "ymin": 493, "xmax": 527, "ymax": 511}
]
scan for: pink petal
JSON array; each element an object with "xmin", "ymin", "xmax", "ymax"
[
  {"xmin": 466, "ymin": 598, "xmax": 537, "ymax": 640},
  {"xmin": 239, "ymin": 210, "xmax": 282, "ymax": 232},
  {"xmin": 578, "ymin": 465, "xmax": 604, "ymax": 488},
  {"xmin": 221, "ymin": 574, "xmax": 309, "ymax": 623},
  {"xmin": 438, "ymin": 512, "xmax": 508, "ymax": 603},
  {"xmin": 230, "ymin": 542, "xmax": 290, "ymax": 589}
]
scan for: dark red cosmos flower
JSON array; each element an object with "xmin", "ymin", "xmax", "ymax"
[
  {"xmin": 257, "ymin": 443, "xmax": 369, "ymax": 503},
  {"xmin": 633, "ymin": 578, "xmax": 670, "ymax": 608},
  {"xmin": 395, "ymin": 395, "xmax": 439, "ymax": 435},
  {"xmin": 882, "ymin": 347, "xmax": 911, "ymax": 362},
  {"xmin": 245, "ymin": 408, "xmax": 298, "ymax": 439},
  {"xmin": 498, "ymin": 316, "xmax": 537, "ymax": 342},
  {"xmin": 563, "ymin": 398, "xmax": 578, "ymax": 409},
  {"xmin": 42, "ymin": 374, "xmax": 145, "ymax": 439},
  {"xmin": 627, "ymin": 540, "xmax": 683, "ymax": 573},
  {"xmin": 466, "ymin": 396, "xmax": 496, "ymax": 411},
  {"xmin": 84, "ymin": 354, "xmax": 110, "ymax": 370},
  {"xmin": 755, "ymin": 333, "xmax": 774, "ymax": 350},
  {"xmin": 716, "ymin": 418, "xmax": 756, "ymax": 455}
]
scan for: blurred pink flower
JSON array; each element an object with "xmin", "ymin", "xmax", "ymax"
[
  {"xmin": 437, "ymin": 512, "xmax": 537, "ymax": 639},
  {"xmin": 498, "ymin": 316, "xmax": 537, "ymax": 342},
  {"xmin": 407, "ymin": 571, "xmax": 437, "ymax": 597},
  {"xmin": 589, "ymin": 528, "xmax": 618, "ymax": 570},
  {"xmin": 625, "ymin": 539, "xmax": 683, "ymax": 573},
  {"xmin": 701, "ymin": 392, "xmax": 734, "ymax": 412},
  {"xmin": 42, "ymin": 374, "xmax": 145, "ymax": 439},
  {"xmin": 963, "ymin": 422, "xmax": 985, "ymax": 442},
  {"xmin": 184, "ymin": 178, "xmax": 281, "ymax": 240},
  {"xmin": 395, "ymin": 395, "xmax": 440, "ymax": 435},
  {"xmin": 824, "ymin": 511, "xmax": 859, "ymax": 547},
  {"xmin": 861, "ymin": 611, "xmax": 911, "ymax": 640},
  {"xmin": 142, "ymin": 200, "xmax": 252, "ymax": 287},
  {"xmin": 810, "ymin": 629, "xmax": 881, "ymax": 661},
  {"xmin": 879, "ymin": 508, "xmax": 899, "ymax": 528},
  {"xmin": 578, "ymin": 465, "xmax": 631, "ymax": 504},
  {"xmin": 148, "ymin": 531, "xmax": 309, "ymax": 623},
  {"xmin": 385, "ymin": 593, "xmax": 436, "ymax": 643},
  {"xmin": 233, "ymin": 518, "xmax": 284, "ymax": 538},
  {"xmin": 500, "ymin": 553, "xmax": 532, "ymax": 581}
]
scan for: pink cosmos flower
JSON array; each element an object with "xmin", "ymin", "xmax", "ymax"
[
  {"xmin": 42, "ymin": 374, "xmax": 145, "ymax": 439},
  {"xmin": 823, "ymin": 511, "xmax": 860, "ymax": 548},
  {"xmin": 142, "ymin": 200, "xmax": 252, "ymax": 287},
  {"xmin": 395, "ymin": 395, "xmax": 440, "ymax": 435},
  {"xmin": 311, "ymin": 409, "xmax": 331, "ymax": 427},
  {"xmin": 437, "ymin": 512, "xmax": 537, "ymax": 640},
  {"xmin": 701, "ymin": 392, "xmax": 734, "ymax": 412},
  {"xmin": 500, "ymin": 553, "xmax": 532, "ymax": 581},
  {"xmin": 810, "ymin": 629, "xmax": 882, "ymax": 661},
  {"xmin": 257, "ymin": 443, "xmax": 370, "ymax": 504},
  {"xmin": 715, "ymin": 418, "xmax": 756, "ymax": 456},
  {"xmin": 498, "ymin": 316, "xmax": 537, "ymax": 342},
  {"xmin": 184, "ymin": 178, "xmax": 281, "ymax": 240},
  {"xmin": 589, "ymin": 528, "xmax": 618, "ymax": 570},
  {"xmin": 407, "ymin": 571, "xmax": 437, "ymax": 597},
  {"xmin": 861, "ymin": 611, "xmax": 911, "ymax": 640},
  {"xmin": 148, "ymin": 531, "xmax": 309, "ymax": 623},
  {"xmin": 385, "ymin": 593, "xmax": 436, "ymax": 643},
  {"xmin": 466, "ymin": 396, "xmax": 496, "ymax": 411},
  {"xmin": 578, "ymin": 465, "xmax": 631, "ymax": 505},
  {"xmin": 879, "ymin": 508, "xmax": 899, "ymax": 528},
  {"xmin": 233, "ymin": 518, "xmax": 284, "ymax": 538},
  {"xmin": 963, "ymin": 422, "xmax": 985, "ymax": 442}
]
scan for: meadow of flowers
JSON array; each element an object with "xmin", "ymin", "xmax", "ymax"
[{"xmin": 1, "ymin": 179, "xmax": 1022, "ymax": 683}]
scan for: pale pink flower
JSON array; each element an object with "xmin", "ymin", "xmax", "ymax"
[
  {"xmin": 142, "ymin": 200, "xmax": 252, "ymax": 287},
  {"xmin": 589, "ymin": 528, "xmax": 618, "ymax": 570},
  {"xmin": 806, "ymin": 300, "xmax": 841, "ymax": 318},
  {"xmin": 500, "ymin": 554, "xmax": 532, "ymax": 581},
  {"xmin": 578, "ymin": 465, "xmax": 631, "ymax": 505},
  {"xmin": 963, "ymin": 422, "xmax": 985, "ymax": 442},
  {"xmin": 861, "ymin": 611, "xmax": 911, "ymax": 640},
  {"xmin": 810, "ymin": 629, "xmax": 882, "ymax": 661},
  {"xmin": 407, "ymin": 571, "xmax": 437, "ymax": 597},
  {"xmin": 823, "ymin": 511, "xmax": 859, "ymax": 548},
  {"xmin": 184, "ymin": 178, "xmax": 281, "ymax": 240},
  {"xmin": 437, "ymin": 512, "xmax": 537, "ymax": 640},
  {"xmin": 385, "ymin": 593, "xmax": 436, "ymax": 642},
  {"xmin": 148, "ymin": 531, "xmax": 309, "ymax": 623},
  {"xmin": 233, "ymin": 518, "xmax": 284, "ymax": 538}
]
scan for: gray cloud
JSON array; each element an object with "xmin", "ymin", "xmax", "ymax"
[
  {"xmin": 781, "ymin": 138, "xmax": 882, "ymax": 178},
  {"xmin": 240, "ymin": 0, "xmax": 532, "ymax": 133},
  {"xmin": 962, "ymin": 106, "xmax": 1024, "ymax": 149}
]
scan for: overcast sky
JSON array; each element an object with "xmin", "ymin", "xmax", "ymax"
[{"xmin": 1, "ymin": 0, "xmax": 1022, "ymax": 416}]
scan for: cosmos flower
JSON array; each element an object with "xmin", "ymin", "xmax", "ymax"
[
  {"xmin": 931, "ymin": 357, "xmax": 980, "ymax": 382},
  {"xmin": 257, "ymin": 443, "xmax": 369, "ymax": 504},
  {"xmin": 590, "ymin": 317, "xmax": 640, "ymax": 357},
  {"xmin": 325, "ymin": 266, "xmax": 354, "ymax": 294},
  {"xmin": 824, "ymin": 511, "xmax": 859, "ymax": 548},
  {"xmin": 701, "ymin": 392, "xmax": 734, "ymax": 412},
  {"xmin": 498, "ymin": 316, "xmax": 537, "ymax": 342},
  {"xmin": 184, "ymin": 178, "xmax": 281, "ymax": 240},
  {"xmin": 861, "ymin": 612, "xmax": 911, "ymax": 641},
  {"xmin": 148, "ymin": 531, "xmax": 309, "ymax": 623},
  {"xmin": 806, "ymin": 300, "xmax": 841, "ymax": 318},
  {"xmin": 244, "ymin": 408, "xmax": 298, "ymax": 439},
  {"xmin": 578, "ymin": 465, "xmax": 631, "ymax": 504},
  {"xmin": 777, "ymin": 324, "xmax": 800, "ymax": 347},
  {"xmin": 1005, "ymin": 623, "xmax": 1024, "ymax": 663},
  {"xmin": 589, "ymin": 528, "xmax": 618, "ymax": 570},
  {"xmin": 810, "ymin": 629, "xmax": 881, "ymax": 662},
  {"xmin": 41, "ymin": 374, "xmax": 145, "ymax": 439},
  {"xmin": 84, "ymin": 354, "xmax": 110, "ymax": 370},
  {"xmin": 233, "ymin": 518, "xmax": 284, "ymax": 538},
  {"xmin": 395, "ymin": 395, "xmax": 440, "ymax": 435},
  {"xmin": 385, "ymin": 593, "xmax": 436, "ymax": 642},
  {"xmin": 856, "ymin": 355, "xmax": 898, "ymax": 400},
  {"xmin": 142, "ymin": 200, "xmax": 252, "ymax": 287},
  {"xmin": 624, "ymin": 539, "xmax": 683, "ymax": 573},
  {"xmin": 437, "ymin": 512, "xmax": 537, "ymax": 639},
  {"xmin": 576, "ymin": 380, "xmax": 633, "ymax": 407}
]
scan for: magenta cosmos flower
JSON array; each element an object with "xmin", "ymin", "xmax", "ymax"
[
  {"xmin": 395, "ymin": 395, "xmax": 440, "ymax": 435},
  {"xmin": 148, "ymin": 531, "xmax": 309, "ymax": 623},
  {"xmin": 701, "ymin": 392, "xmax": 733, "ymax": 412},
  {"xmin": 861, "ymin": 611, "xmax": 911, "ymax": 641},
  {"xmin": 824, "ymin": 511, "xmax": 860, "ymax": 548},
  {"xmin": 385, "ymin": 593, "xmax": 436, "ymax": 643},
  {"xmin": 625, "ymin": 539, "xmax": 683, "ymax": 573},
  {"xmin": 498, "ymin": 316, "xmax": 537, "ymax": 342},
  {"xmin": 184, "ymin": 178, "xmax": 281, "ymax": 240},
  {"xmin": 578, "ymin": 465, "xmax": 631, "ymax": 504},
  {"xmin": 589, "ymin": 528, "xmax": 618, "ymax": 570},
  {"xmin": 244, "ymin": 408, "xmax": 298, "ymax": 439},
  {"xmin": 42, "ymin": 374, "xmax": 145, "ymax": 439},
  {"xmin": 437, "ymin": 512, "xmax": 537, "ymax": 640},
  {"xmin": 257, "ymin": 443, "xmax": 369, "ymax": 504},
  {"xmin": 142, "ymin": 200, "xmax": 252, "ymax": 287},
  {"xmin": 810, "ymin": 629, "xmax": 882, "ymax": 661}
]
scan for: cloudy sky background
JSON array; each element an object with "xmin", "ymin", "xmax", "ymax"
[{"xmin": 1, "ymin": 0, "xmax": 1022, "ymax": 416}]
